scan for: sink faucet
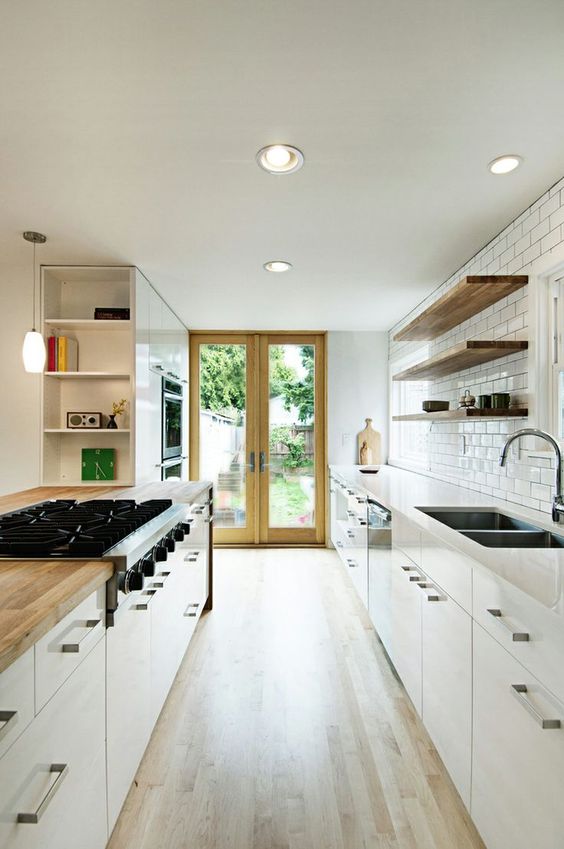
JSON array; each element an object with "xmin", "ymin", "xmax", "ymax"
[{"xmin": 499, "ymin": 428, "xmax": 564, "ymax": 523}]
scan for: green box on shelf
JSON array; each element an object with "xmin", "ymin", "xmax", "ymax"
[{"xmin": 81, "ymin": 448, "xmax": 115, "ymax": 481}]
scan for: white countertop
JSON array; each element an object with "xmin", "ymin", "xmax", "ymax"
[{"xmin": 330, "ymin": 464, "xmax": 564, "ymax": 615}]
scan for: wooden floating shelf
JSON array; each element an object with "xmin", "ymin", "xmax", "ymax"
[
  {"xmin": 43, "ymin": 319, "xmax": 131, "ymax": 331},
  {"xmin": 393, "ymin": 407, "xmax": 528, "ymax": 422},
  {"xmin": 43, "ymin": 429, "xmax": 131, "ymax": 434},
  {"xmin": 44, "ymin": 372, "xmax": 130, "ymax": 380},
  {"xmin": 394, "ymin": 276, "xmax": 528, "ymax": 342},
  {"xmin": 392, "ymin": 340, "xmax": 528, "ymax": 381}
]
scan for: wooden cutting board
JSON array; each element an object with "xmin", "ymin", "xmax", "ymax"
[{"xmin": 357, "ymin": 418, "xmax": 381, "ymax": 465}]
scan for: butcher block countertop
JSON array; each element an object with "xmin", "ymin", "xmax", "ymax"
[
  {"xmin": 0, "ymin": 480, "xmax": 212, "ymax": 673},
  {"xmin": 0, "ymin": 559, "xmax": 113, "ymax": 673}
]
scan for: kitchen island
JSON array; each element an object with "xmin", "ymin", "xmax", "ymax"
[{"xmin": 0, "ymin": 480, "xmax": 212, "ymax": 849}]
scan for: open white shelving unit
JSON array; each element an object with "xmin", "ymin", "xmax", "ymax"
[{"xmin": 41, "ymin": 267, "xmax": 136, "ymax": 486}]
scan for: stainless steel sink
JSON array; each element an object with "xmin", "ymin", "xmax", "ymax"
[
  {"xmin": 416, "ymin": 507, "xmax": 564, "ymax": 548},
  {"xmin": 419, "ymin": 509, "xmax": 538, "ymax": 532},
  {"xmin": 461, "ymin": 530, "xmax": 564, "ymax": 548}
]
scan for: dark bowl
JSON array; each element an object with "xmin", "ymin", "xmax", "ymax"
[{"xmin": 422, "ymin": 400, "xmax": 450, "ymax": 413}]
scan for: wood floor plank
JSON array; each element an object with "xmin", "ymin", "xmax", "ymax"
[{"xmin": 107, "ymin": 549, "xmax": 486, "ymax": 849}]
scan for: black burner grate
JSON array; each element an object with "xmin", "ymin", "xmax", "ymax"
[{"xmin": 0, "ymin": 499, "xmax": 173, "ymax": 558}]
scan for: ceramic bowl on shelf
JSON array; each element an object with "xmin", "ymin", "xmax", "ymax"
[{"xmin": 422, "ymin": 400, "xmax": 450, "ymax": 413}]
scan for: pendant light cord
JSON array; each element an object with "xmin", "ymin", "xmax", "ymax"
[{"xmin": 32, "ymin": 239, "xmax": 36, "ymax": 331}]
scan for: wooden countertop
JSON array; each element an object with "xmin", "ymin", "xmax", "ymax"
[
  {"xmin": 0, "ymin": 559, "xmax": 113, "ymax": 673},
  {"xmin": 0, "ymin": 480, "xmax": 212, "ymax": 514},
  {"xmin": 0, "ymin": 480, "xmax": 212, "ymax": 673}
]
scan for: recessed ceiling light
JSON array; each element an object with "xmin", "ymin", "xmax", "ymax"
[
  {"xmin": 256, "ymin": 144, "xmax": 304, "ymax": 174},
  {"xmin": 488, "ymin": 155, "xmax": 522, "ymax": 175},
  {"xmin": 263, "ymin": 260, "xmax": 293, "ymax": 273}
]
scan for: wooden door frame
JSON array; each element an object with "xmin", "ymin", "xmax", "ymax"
[
  {"xmin": 189, "ymin": 333, "xmax": 258, "ymax": 545},
  {"xmin": 189, "ymin": 330, "xmax": 327, "ymax": 547}
]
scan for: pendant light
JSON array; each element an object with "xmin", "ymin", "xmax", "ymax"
[{"xmin": 22, "ymin": 231, "xmax": 47, "ymax": 373}]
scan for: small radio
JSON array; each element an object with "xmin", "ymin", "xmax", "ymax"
[{"xmin": 67, "ymin": 412, "xmax": 103, "ymax": 429}]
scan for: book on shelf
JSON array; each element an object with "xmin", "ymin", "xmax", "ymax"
[
  {"xmin": 47, "ymin": 335, "xmax": 78, "ymax": 372},
  {"xmin": 94, "ymin": 307, "xmax": 130, "ymax": 320}
]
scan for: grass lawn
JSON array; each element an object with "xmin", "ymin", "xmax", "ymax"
[{"xmin": 269, "ymin": 476, "xmax": 313, "ymax": 526}]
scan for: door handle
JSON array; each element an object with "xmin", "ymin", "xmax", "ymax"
[
  {"xmin": 248, "ymin": 451, "xmax": 255, "ymax": 473},
  {"xmin": 260, "ymin": 451, "xmax": 270, "ymax": 473}
]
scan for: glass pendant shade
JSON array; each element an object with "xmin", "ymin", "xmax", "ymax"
[
  {"xmin": 22, "ymin": 330, "xmax": 46, "ymax": 373},
  {"xmin": 21, "ymin": 231, "xmax": 47, "ymax": 374}
]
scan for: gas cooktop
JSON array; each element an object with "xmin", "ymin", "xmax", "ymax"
[{"xmin": 0, "ymin": 498, "xmax": 175, "ymax": 558}]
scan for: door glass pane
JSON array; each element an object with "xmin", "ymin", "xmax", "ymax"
[
  {"xmin": 199, "ymin": 344, "xmax": 247, "ymax": 528},
  {"xmin": 268, "ymin": 344, "xmax": 315, "ymax": 527}
]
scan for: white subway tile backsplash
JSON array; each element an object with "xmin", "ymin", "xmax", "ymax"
[{"xmin": 389, "ymin": 177, "xmax": 564, "ymax": 521}]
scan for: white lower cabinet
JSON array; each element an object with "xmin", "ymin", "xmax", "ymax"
[
  {"xmin": 0, "ymin": 647, "xmax": 34, "ymax": 760},
  {"xmin": 106, "ymin": 590, "xmax": 152, "ymax": 833},
  {"xmin": 368, "ymin": 547, "xmax": 394, "ymax": 654},
  {"xmin": 149, "ymin": 565, "xmax": 183, "ymax": 723},
  {"xmin": 472, "ymin": 622, "xmax": 564, "ymax": 849},
  {"xmin": 390, "ymin": 550, "xmax": 424, "ymax": 714},
  {"xmin": 0, "ymin": 638, "xmax": 106, "ymax": 849},
  {"xmin": 421, "ymin": 585, "xmax": 472, "ymax": 807}
]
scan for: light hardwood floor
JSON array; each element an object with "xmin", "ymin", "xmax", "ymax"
[{"xmin": 108, "ymin": 549, "xmax": 485, "ymax": 849}]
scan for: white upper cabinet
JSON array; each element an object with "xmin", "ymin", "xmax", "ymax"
[{"xmin": 149, "ymin": 290, "xmax": 187, "ymax": 382}]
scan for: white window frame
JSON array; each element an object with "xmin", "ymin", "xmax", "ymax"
[
  {"xmin": 388, "ymin": 343, "xmax": 431, "ymax": 471},
  {"xmin": 526, "ymin": 242, "xmax": 564, "ymax": 451}
]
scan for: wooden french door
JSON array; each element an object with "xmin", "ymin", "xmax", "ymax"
[{"xmin": 190, "ymin": 333, "xmax": 326, "ymax": 545}]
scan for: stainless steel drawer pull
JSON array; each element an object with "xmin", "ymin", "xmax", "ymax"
[
  {"xmin": 134, "ymin": 589, "xmax": 157, "ymax": 610},
  {"xmin": 511, "ymin": 684, "xmax": 561, "ymax": 729},
  {"xmin": 400, "ymin": 564, "xmax": 424, "ymax": 582},
  {"xmin": 0, "ymin": 710, "xmax": 17, "ymax": 742},
  {"xmin": 416, "ymin": 582, "xmax": 446, "ymax": 602},
  {"xmin": 61, "ymin": 618, "xmax": 102, "ymax": 653},
  {"xmin": 184, "ymin": 602, "xmax": 200, "ymax": 618},
  {"xmin": 18, "ymin": 763, "xmax": 69, "ymax": 824},
  {"xmin": 487, "ymin": 608, "xmax": 529, "ymax": 642},
  {"xmin": 184, "ymin": 551, "xmax": 200, "ymax": 562}
]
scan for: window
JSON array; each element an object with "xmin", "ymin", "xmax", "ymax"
[
  {"xmin": 389, "ymin": 345, "xmax": 431, "ymax": 469},
  {"xmin": 551, "ymin": 276, "xmax": 564, "ymax": 438}
]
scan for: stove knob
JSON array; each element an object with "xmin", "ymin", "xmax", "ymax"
[
  {"xmin": 141, "ymin": 557, "xmax": 156, "ymax": 578},
  {"xmin": 154, "ymin": 543, "xmax": 168, "ymax": 562},
  {"xmin": 164, "ymin": 535, "xmax": 176, "ymax": 553},
  {"xmin": 118, "ymin": 568, "xmax": 144, "ymax": 594},
  {"xmin": 173, "ymin": 525, "xmax": 185, "ymax": 542},
  {"xmin": 181, "ymin": 522, "xmax": 192, "ymax": 535}
]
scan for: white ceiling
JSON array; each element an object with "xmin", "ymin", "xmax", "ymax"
[{"xmin": 2, "ymin": 0, "xmax": 564, "ymax": 330}]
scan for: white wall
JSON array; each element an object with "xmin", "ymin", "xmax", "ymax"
[
  {"xmin": 327, "ymin": 331, "xmax": 388, "ymax": 465},
  {"xmin": 0, "ymin": 260, "xmax": 42, "ymax": 496},
  {"xmin": 389, "ymin": 175, "xmax": 564, "ymax": 515}
]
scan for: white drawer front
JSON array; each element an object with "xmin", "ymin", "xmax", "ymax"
[
  {"xmin": 420, "ymin": 528, "xmax": 473, "ymax": 613},
  {"xmin": 472, "ymin": 622, "xmax": 564, "ymax": 849},
  {"xmin": 368, "ymin": 547, "xmax": 394, "ymax": 654},
  {"xmin": 390, "ymin": 549, "xmax": 424, "ymax": 714},
  {"xmin": 106, "ymin": 590, "xmax": 151, "ymax": 832},
  {"xmin": 0, "ymin": 647, "xmax": 34, "ymax": 761},
  {"xmin": 0, "ymin": 637, "xmax": 106, "ymax": 849},
  {"xmin": 35, "ymin": 587, "xmax": 106, "ymax": 714},
  {"xmin": 473, "ymin": 567, "xmax": 564, "ymax": 705},
  {"xmin": 421, "ymin": 587, "xmax": 472, "ymax": 807}
]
